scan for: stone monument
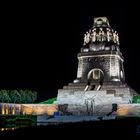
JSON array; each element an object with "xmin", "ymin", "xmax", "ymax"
[{"xmin": 56, "ymin": 17, "xmax": 137, "ymax": 116}]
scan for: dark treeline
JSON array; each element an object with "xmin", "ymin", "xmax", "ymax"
[{"xmin": 0, "ymin": 89, "xmax": 37, "ymax": 103}]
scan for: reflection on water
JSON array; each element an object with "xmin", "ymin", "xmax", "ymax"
[
  {"xmin": 0, "ymin": 121, "xmax": 140, "ymax": 137},
  {"xmin": 0, "ymin": 127, "xmax": 15, "ymax": 131},
  {"xmin": 0, "ymin": 122, "xmax": 58, "ymax": 131},
  {"xmin": 0, "ymin": 123, "xmax": 36, "ymax": 132},
  {"xmin": 0, "ymin": 122, "xmax": 56, "ymax": 132}
]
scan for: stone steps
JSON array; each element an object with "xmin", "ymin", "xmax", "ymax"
[{"xmin": 63, "ymin": 85, "xmax": 128, "ymax": 90}]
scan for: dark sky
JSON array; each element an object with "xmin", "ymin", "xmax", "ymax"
[{"xmin": 1, "ymin": 1, "xmax": 140, "ymax": 101}]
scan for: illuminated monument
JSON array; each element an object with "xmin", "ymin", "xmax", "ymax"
[{"xmin": 56, "ymin": 17, "xmax": 137, "ymax": 115}]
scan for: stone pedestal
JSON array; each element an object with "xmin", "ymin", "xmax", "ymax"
[{"xmin": 56, "ymin": 87, "xmax": 133, "ymax": 115}]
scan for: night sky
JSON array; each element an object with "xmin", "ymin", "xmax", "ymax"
[{"xmin": 1, "ymin": 1, "xmax": 140, "ymax": 102}]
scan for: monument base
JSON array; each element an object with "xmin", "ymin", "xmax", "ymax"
[{"xmin": 56, "ymin": 85, "xmax": 134, "ymax": 115}]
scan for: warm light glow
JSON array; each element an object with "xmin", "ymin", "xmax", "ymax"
[
  {"xmin": 117, "ymin": 107, "xmax": 129, "ymax": 116},
  {"xmin": 1, "ymin": 128, "xmax": 4, "ymax": 131},
  {"xmin": 12, "ymin": 108, "xmax": 15, "ymax": 115},
  {"xmin": 5, "ymin": 107, "xmax": 9, "ymax": 115},
  {"xmin": 0, "ymin": 128, "xmax": 14, "ymax": 131},
  {"xmin": 12, "ymin": 128, "xmax": 15, "ymax": 131},
  {"xmin": 22, "ymin": 106, "xmax": 33, "ymax": 115},
  {"xmin": 2, "ymin": 106, "xmax": 5, "ymax": 115},
  {"xmin": 21, "ymin": 104, "xmax": 58, "ymax": 115},
  {"xmin": 47, "ymin": 107, "xmax": 58, "ymax": 115}
]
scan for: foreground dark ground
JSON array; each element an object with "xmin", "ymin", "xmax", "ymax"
[{"xmin": 0, "ymin": 117, "xmax": 140, "ymax": 139}]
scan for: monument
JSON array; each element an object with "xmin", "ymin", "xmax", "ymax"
[{"xmin": 56, "ymin": 17, "xmax": 137, "ymax": 116}]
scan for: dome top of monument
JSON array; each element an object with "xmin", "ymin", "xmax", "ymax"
[
  {"xmin": 93, "ymin": 17, "xmax": 110, "ymax": 27},
  {"xmin": 83, "ymin": 17, "xmax": 119, "ymax": 46}
]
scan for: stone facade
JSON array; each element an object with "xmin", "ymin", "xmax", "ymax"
[
  {"xmin": 75, "ymin": 17, "xmax": 125, "ymax": 84},
  {"xmin": 77, "ymin": 51, "xmax": 125, "ymax": 83},
  {"xmin": 117, "ymin": 104, "xmax": 140, "ymax": 116},
  {"xmin": 56, "ymin": 17, "xmax": 138, "ymax": 115},
  {"xmin": 0, "ymin": 103, "xmax": 58, "ymax": 116},
  {"xmin": 57, "ymin": 90, "xmax": 132, "ymax": 115}
]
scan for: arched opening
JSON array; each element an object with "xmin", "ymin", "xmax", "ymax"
[
  {"xmin": 84, "ymin": 69, "xmax": 104, "ymax": 91},
  {"xmin": 87, "ymin": 68, "xmax": 104, "ymax": 81}
]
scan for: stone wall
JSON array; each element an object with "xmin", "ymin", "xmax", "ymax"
[
  {"xmin": 0, "ymin": 103, "xmax": 140, "ymax": 117},
  {"xmin": 58, "ymin": 104, "xmax": 113, "ymax": 116},
  {"xmin": 57, "ymin": 90, "xmax": 131, "ymax": 106},
  {"xmin": 58, "ymin": 103, "xmax": 140, "ymax": 117},
  {"xmin": 0, "ymin": 103, "xmax": 58, "ymax": 116},
  {"xmin": 21, "ymin": 104, "xmax": 58, "ymax": 115},
  {"xmin": 117, "ymin": 104, "xmax": 140, "ymax": 116}
]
